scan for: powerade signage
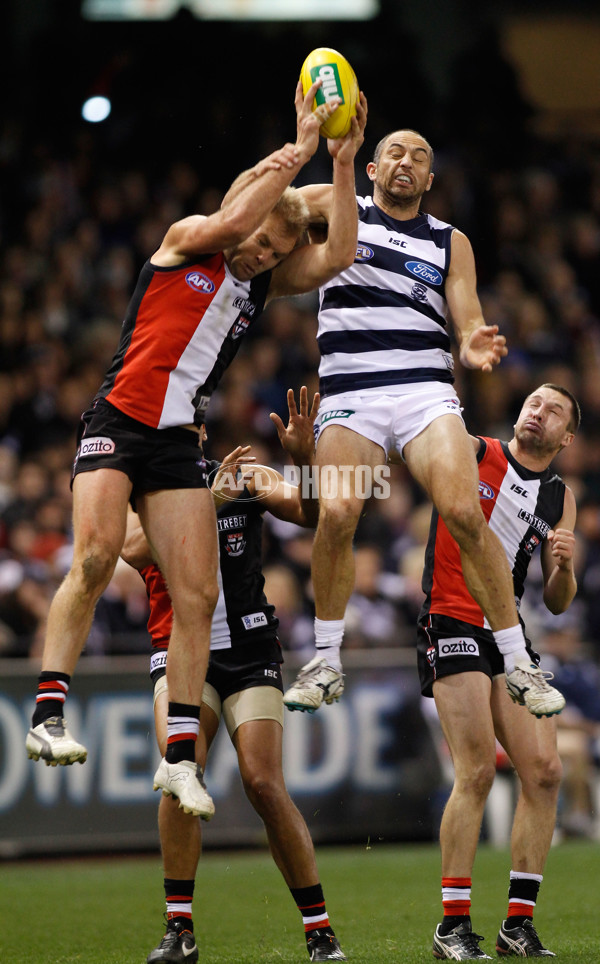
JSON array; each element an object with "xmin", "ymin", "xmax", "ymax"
[{"xmin": 0, "ymin": 659, "xmax": 441, "ymax": 856}]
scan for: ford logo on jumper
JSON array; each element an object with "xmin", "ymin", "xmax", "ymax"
[{"xmin": 405, "ymin": 261, "xmax": 443, "ymax": 285}]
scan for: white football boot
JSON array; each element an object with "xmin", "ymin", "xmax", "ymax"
[
  {"xmin": 26, "ymin": 716, "xmax": 88, "ymax": 765},
  {"xmin": 153, "ymin": 758, "xmax": 215, "ymax": 820},
  {"xmin": 505, "ymin": 659, "xmax": 565, "ymax": 717},
  {"xmin": 283, "ymin": 656, "xmax": 345, "ymax": 713}
]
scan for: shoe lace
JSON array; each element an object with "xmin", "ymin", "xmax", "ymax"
[
  {"xmin": 308, "ymin": 928, "xmax": 335, "ymax": 945},
  {"xmin": 520, "ymin": 920, "xmax": 544, "ymax": 951},
  {"xmin": 460, "ymin": 930, "xmax": 486, "ymax": 955},
  {"xmin": 514, "ymin": 666, "xmax": 556, "ymax": 691},
  {"xmin": 157, "ymin": 916, "xmax": 192, "ymax": 950}
]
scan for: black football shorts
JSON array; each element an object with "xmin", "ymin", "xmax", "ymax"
[
  {"xmin": 72, "ymin": 398, "xmax": 208, "ymax": 493},
  {"xmin": 417, "ymin": 613, "xmax": 539, "ymax": 698}
]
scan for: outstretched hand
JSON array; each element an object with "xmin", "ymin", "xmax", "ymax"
[
  {"xmin": 270, "ymin": 386, "xmax": 320, "ymax": 464},
  {"xmin": 460, "ymin": 324, "xmax": 507, "ymax": 373}
]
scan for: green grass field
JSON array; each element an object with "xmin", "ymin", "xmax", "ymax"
[{"xmin": 2, "ymin": 840, "xmax": 599, "ymax": 963}]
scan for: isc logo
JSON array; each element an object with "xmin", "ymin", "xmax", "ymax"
[
  {"xmin": 315, "ymin": 65, "xmax": 343, "ymax": 103},
  {"xmin": 510, "ymin": 483, "xmax": 528, "ymax": 497}
]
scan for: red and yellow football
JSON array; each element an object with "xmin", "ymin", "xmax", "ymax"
[{"xmin": 300, "ymin": 47, "xmax": 359, "ymax": 139}]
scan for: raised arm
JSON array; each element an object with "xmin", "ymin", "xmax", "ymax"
[
  {"xmin": 267, "ymin": 92, "xmax": 367, "ymax": 301},
  {"xmin": 220, "ymin": 144, "xmax": 302, "ymax": 209},
  {"xmin": 152, "ymin": 80, "xmax": 339, "ymax": 268},
  {"xmin": 445, "ymin": 230, "xmax": 508, "ymax": 373},
  {"xmin": 266, "ymin": 386, "xmax": 320, "ymax": 527},
  {"xmin": 541, "ymin": 486, "xmax": 578, "ymax": 614}
]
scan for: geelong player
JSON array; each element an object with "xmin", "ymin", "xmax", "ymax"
[
  {"xmin": 418, "ymin": 384, "xmax": 579, "ymax": 959},
  {"xmin": 122, "ymin": 388, "xmax": 346, "ymax": 964},
  {"xmin": 25, "ymin": 82, "xmax": 367, "ymax": 823},
  {"xmin": 283, "ymin": 130, "xmax": 567, "ymax": 721}
]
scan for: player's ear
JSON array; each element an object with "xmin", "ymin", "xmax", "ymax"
[{"xmin": 366, "ymin": 161, "xmax": 377, "ymax": 182}]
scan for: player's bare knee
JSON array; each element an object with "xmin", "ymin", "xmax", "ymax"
[
  {"xmin": 522, "ymin": 754, "xmax": 562, "ymax": 796},
  {"xmin": 172, "ymin": 578, "xmax": 219, "ymax": 626},
  {"xmin": 442, "ymin": 501, "xmax": 486, "ymax": 551},
  {"xmin": 242, "ymin": 771, "xmax": 285, "ymax": 815},
  {"xmin": 318, "ymin": 495, "xmax": 361, "ymax": 539},
  {"xmin": 71, "ymin": 544, "xmax": 118, "ymax": 597},
  {"xmin": 457, "ymin": 759, "xmax": 496, "ymax": 799}
]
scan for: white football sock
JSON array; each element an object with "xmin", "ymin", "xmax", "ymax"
[
  {"xmin": 314, "ymin": 617, "xmax": 344, "ymax": 672},
  {"xmin": 493, "ymin": 625, "xmax": 529, "ymax": 675}
]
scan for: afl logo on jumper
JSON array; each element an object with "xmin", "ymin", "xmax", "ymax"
[
  {"xmin": 355, "ymin": 243, "xmax": 374, "ymax": 262},
  {"xmin": 185, "ymin": 271, "xmax": 215, "ymax": 294},
  {"xmin": 78, "ymin": 436, "xmax": 116, "ymax": 457},
  {"xmin": 479, "ymin": 481, "xmax": 495, "ymax": 500},
  {"xmin": 405, "ymin": 261, "xmax": 443, "ymax": 286}
]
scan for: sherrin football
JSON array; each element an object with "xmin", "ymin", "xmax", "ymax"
[{"xmin": 300, "ymin": 47, "xmax": 358, "ymax": 139}]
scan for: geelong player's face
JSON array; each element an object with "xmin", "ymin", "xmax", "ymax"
[
  {"xmin": 225, "ymin": 214, "xmax": 299, "ymax": 281},
  {"xmin": 371, "ymin": 131, "xmax": 433, "ymax": 203}
]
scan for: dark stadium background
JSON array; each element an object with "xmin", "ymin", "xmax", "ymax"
[{"xmin": 1, "ymin": 0, "xmax": 600, "ymax": 855}]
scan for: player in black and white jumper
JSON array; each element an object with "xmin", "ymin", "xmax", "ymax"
[
  {"xmin": 418, "ymin": 383, "xmax": 579, "ymax": 960},
  {"xmin": 122, "ymin": 388, "xmax": 346, "ymax": 964}
]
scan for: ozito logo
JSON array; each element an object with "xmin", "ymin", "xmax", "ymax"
[
  {"xmin": 479, "ymin": 481, "xmax": 495, "ymax": 500},
  {"xmin": 79, "ymin": 436, "xmax": 115, "ymax": 457},
  {"xmin": 185, "ymin": 271, "xmax": 215, "ymax": 293},
  {"xmin": 439, "ymin": 638, "xmax": 479, "ymax": 658},
  {"xmin": 355, "ymin": 243, "xmax": 374, "ymax": 262},
  {"xmin": 405, "ymin": 261, "xmax": 443, "ymax": 286}
]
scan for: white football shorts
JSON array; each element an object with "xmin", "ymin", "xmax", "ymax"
[{"xmin": 314, "ymin": 382, "xmax": 465, "ymax": 460}]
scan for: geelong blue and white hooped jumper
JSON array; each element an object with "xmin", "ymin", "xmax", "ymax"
[{"xmin": 317, "ymin": 197, "xmax": 456, "ymax": 399}]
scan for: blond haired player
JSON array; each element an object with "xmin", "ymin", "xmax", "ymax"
[{"xmin": 25, "ymin": 82, "xmax": 367, "ymax": 824}]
